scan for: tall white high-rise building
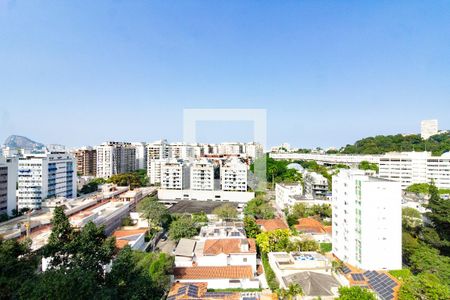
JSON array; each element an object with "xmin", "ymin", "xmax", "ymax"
[
  {"xmin": 0, "ymin": 156, "xmax": 18, "ymax": 215},
  {"xmin": 220, "ymin": 158, "xmax": 248, "ymax": 192},
  {"xmin": 421, "ymin": 119, "xmax": 438, "ymax": 139},
  {"xmin": 131, "ymin": 142, "xmax": 147, "ymax": 170},
  {"xmin": 95, "ymin": 142, "xmax": 136, "ymax": 178},
  {"xmin": 190, "ymin": 159, "xmax": 215, "ymax": 191},
  {"xmin": 17, "ymin": 152, "xmax": 77, "ymax": 210},
  {"xmin": 160, "ymin": 159, "xmax": 190, "ymax": 190},
  {"xmin": 379, "ymin": 151, "xmax": 450, "ymax": 189},
  {"xmin": 332, "ymin": 170, "xmax": 402, "ymax": 270},
  {"xmin": 147, "ymin": 139, "xmax": 170, "ymax": 160},
  {"xmin": 147, "ymin": 140, "xmax": 170, "ymax": 182}
]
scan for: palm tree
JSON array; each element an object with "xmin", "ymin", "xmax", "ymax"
[{"xmin": 277, "ymin": 283, "xmax": 304, "ymax": 300}]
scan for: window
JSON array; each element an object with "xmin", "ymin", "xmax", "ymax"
[{"xmin": 243, "ymin": 258, "xmax": 247, "ymax": 262}]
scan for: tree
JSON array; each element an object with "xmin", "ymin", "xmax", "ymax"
[
  {"xmin": 213, "ymin": 203, "xmax": 238, "ymax": 220},
  {"xmin": 44, "ymin": 206, "xmax": 75, "ymax": 268},
  {"xmin": 0, "ymin": 238, "xmax": 37, "ymax": 299},
  {"xmin": 426, "ymin": 182, "xmax": 450, "ymax": 243},
  {"xmin": 138, "ymin": 196, "xmax": 169, "ymax": 230},
  {"xmin": 398, "ymin": 273, "xmax": 450, "ymax": 300},
  {"xmin": 69, "ymin": 221, "xmax": 116, "ymax": 276},
  {"xmin": 358, "ymin": 161, "xmax": 379, "ymax": 173},
  {"xmin": 148, "ymin": 253, "xmax": 174, "ymax": 293},
  {"xmin": 192, "ymin": 212, "xmax": 208, "ymax": 223},
  {"xmin": 256, "ymin": 229, "xmax": 294, "ymax": 253},
  {"xmin": 169, "ymin": 216, "xmax": 198, "ymax": 241},
  {"xmin": 244, "ymin": 216, "xmax": 261, "ymax": 238},
  {"xmin": 293, "ymin": 238, "xmax": 319, "ymax": 252},
  {"xmin": 277, "ymin": 283, "xmax": 304, "ymax": 300},
  {"xmin": 244, "ymin": 196, "xmax": 275, "ymax": 219},
  {"xmin": 408, "ymin": 243, "xmax": 450, "ymax": 284},
  {"xmin": 402, "ymin": 207, "xmax": 423, "ymax": 230},
  {"xmin": 337, "ymin": 286, "xmax": 376, "ymax": 300},
  {"xmin": 106, "ymin": 246, "xmax": 155, "ymax": 299}
]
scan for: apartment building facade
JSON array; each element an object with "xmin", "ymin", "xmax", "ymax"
[
  {"xmin": 379, "ymin": 151, "xmax": 450, "ymax": 189},
  {"xmin": 332, "ymin": 170, "xmax": 402, "ymax": 270},
  {"xmin": 275, "ymin": 182, "xmax": 303, "ymax": 211},
  {"xmin": 95, "ymin": 142, "xmax": 136, "ymax": 178},
  {"xmin": 131, "ymin": 142, "xmax": 147, "ymax": 170},
  {"xmin": 190, "ymin": 159, "xmax": 215, "ymax": 191},
  {"xmin": 0, "ymin": 156, "xmax": 18, "ymax": 215},
  {"xmin": 74, "ymin": 147, "xmax": 97, "ymax": 176},
  {"xmin": 160, "ymin": 159, "xmax": 190, "ymax": 190},
  {"xmin": 220, "ymin": 158, "xmax": 248, "ymax": 192},
  {"xmin": 17, "ymin": 152, "xmax": 77, "ymax": 210}
]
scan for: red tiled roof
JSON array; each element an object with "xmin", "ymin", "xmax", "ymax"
[
  {"xmin": 174, "ymin": 266, "xmax": 253, "ymax": 280},
  {"xmin": 256, "ymin": 218, "xmax": 289, "ymax": 231},
  {"xmin": 203, "ymin": 238, "xmax": 256, "ymax": 255},
  {"xmin": 295, "ymin": 218, "xmax": 326, "ymax": 234},
  {"xmin": 115, "ymin": 239, "xmax": 130, "ymax": 249},
  {"xmin": 324, "ymin": 225, "xmax": 332, "ymax": 234},
  {"xmin": 113, "ymin": 228, "xmax": 147, "ymax": 238}
]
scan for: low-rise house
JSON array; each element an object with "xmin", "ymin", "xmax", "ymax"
[
  {"xmin": 198, "ymin": 222, "xmax": 246, "ymax": 240},
  {"xmin": 256, "ymin": 218, "xmax": 289, "ymax": 232},
  {"xmin": 295, "ymin": 218, "xmax": 331, "ymax": 243},
  {"xmin": 195, "ymin": 238, "xmax": 257, "ymax": 272},
  {"xmin": 173, "ymin": 237, "xmax": 258, "ymax": 289},
  {"xmin": 268, "ymin": 252, "xmax": 340, "ymax": 299},
  {"xmin": 173, "ymin": 266, "xmax": 258, "ymax": 290},
  {"xmin": 112, "ymin": 228, "xmax": 147, "ymax": 250},
  {"xmin": 174, "ymin": 238, "xmax": 197, "ymax": 267}
]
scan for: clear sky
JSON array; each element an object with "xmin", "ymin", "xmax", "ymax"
[{"xmin": 1, "ymin": 0, "xmax": 449, "ymax": 149}]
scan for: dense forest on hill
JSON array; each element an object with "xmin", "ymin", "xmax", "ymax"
[{"xmin": 339, "ymin": 132, "xmax": 450, "ymax": 155}]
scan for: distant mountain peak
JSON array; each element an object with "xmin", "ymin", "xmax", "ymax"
[{"xmin": 3, "ymin": 135, "xmax": 45, "ymax": 150}]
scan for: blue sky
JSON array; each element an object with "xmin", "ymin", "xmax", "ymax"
[{"xmin": 1, "ymin": 1, "xmax": 449, "ymax": 148}]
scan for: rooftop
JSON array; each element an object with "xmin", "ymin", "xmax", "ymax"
[
  {"xmin": 174, "ymin": 238, "xmax": 197, "ymax": 257},
  {"xmin": 173, "ymin": 266, "xmax": 254, "ymax": 280},
  {"xmin": 203, "ymin": 238, "xmax": 256, "ymax": 255},
  {"xmin": 256, "ymin": 218, "xmax": 289, "ymax": 232},
  {"xmin": 295, "ymin": 218, "xmax": 326, "ymax": 234},
  {"xmin": 282, "ymin": 271, "xmax": 340, "ymax": 297}
]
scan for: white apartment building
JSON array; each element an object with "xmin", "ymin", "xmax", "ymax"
[
  {"xmin": 191, "ymin": 159, "xmax": 215, "ymax": 191},
  {"xmin": 304, "ymin": 171, "xmax": 329, "ymax": 199},
  {"xmin": 243, "ymin": 142, "xmax": 264, "ymax": 161},
  {"xmin": 147, "ymin": 139, "xmax": 170, "ymax": 160},
  {"xmin": 379, "ymin": 151, "xmax": 450, "ymax": 189},
  {"xmin": 0, "ymin": 156, "xmax": 18, "ymax": 215},
  {"xmin": 421, "ymin": 119, "xmax": 438, "ymax": 139},
  {"xmin": 275, "ymin": 182, "xmax": 303, "ymax": 211},
  {"xmin": 160, "ymin": 159, "xmax": 190, "ymax": 190},
  {"xmin": 332, "ymin": 169, "xmax": 402, "ymax": 270},
  {"xmin": 147, "ymin": 158, "xmax": 166, "ymax": 185},
  {"xmin": 220, "ymin": 158, "xmax": 248, "ymax": 192},
  {"xmin": 131, "ymin": 142, "xmax": 147, "ymax": 170},
  {"xmin": 95, "ymin": 142, "xmax": 136, "ymax": 178},
  {"xmin": 17, "ymin": 152, "xmax": 77, "ymax": 210}
]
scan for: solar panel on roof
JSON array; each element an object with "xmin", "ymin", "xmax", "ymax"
[
  {"xmin": 351, "ymin": 273, "xmax": 365, "ymax": 281},
  {"xmin": 187, "ymin": 285, "xmax": 198, "ymax": 297},
  {"xmin": 341, "ymin": 266, "xmax": 351, "ymax": 274},
  {"xmin": 177, "ymin": 286, "xmax": 187, "ymax": 295}
]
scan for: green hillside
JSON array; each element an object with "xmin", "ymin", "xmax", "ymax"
[{"xmin": 340, "ymin": 132, "xmax": 450, "ymax": 156}]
